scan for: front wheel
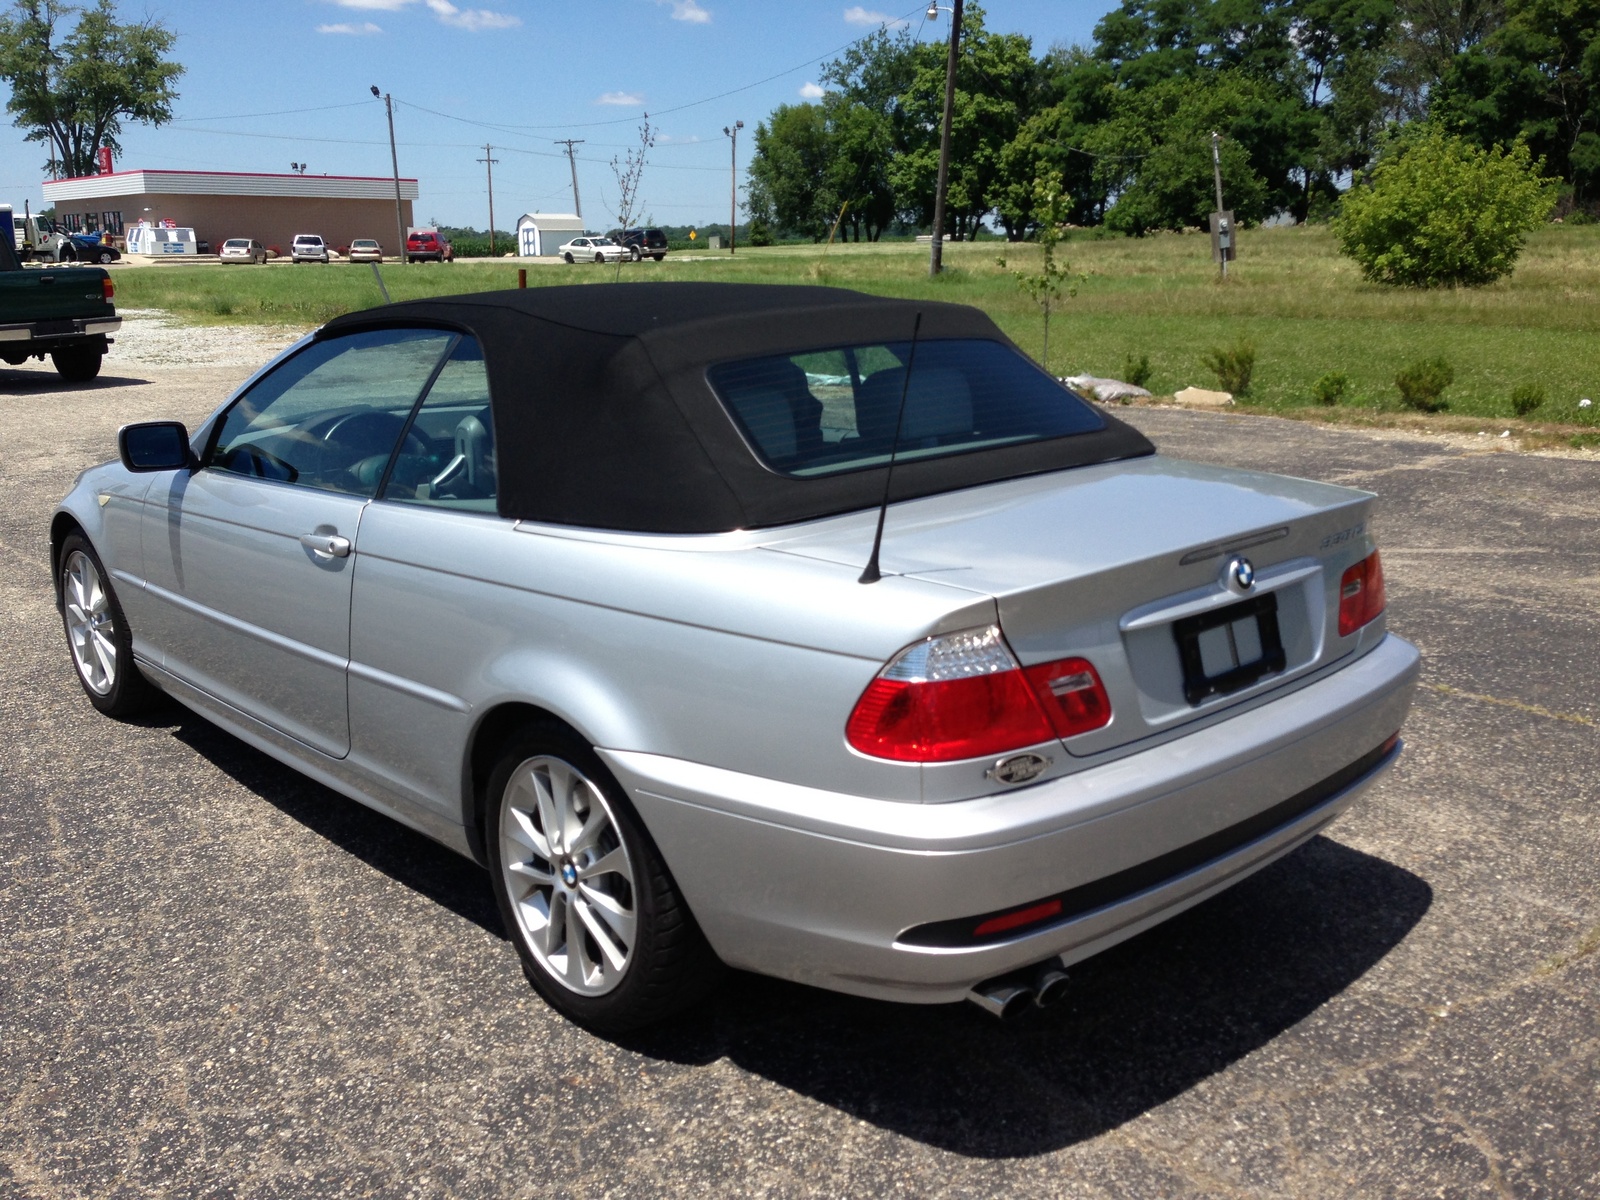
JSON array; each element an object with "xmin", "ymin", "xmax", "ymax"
[
  {"xmin": 594, "ymin": 253, "xmax": 605, "ymax": 264},
  {"xmin": 487, "ymin": 723, "xmax": 720, "ymax": 1031},
  {"xmin": 59, "ymin": 533, "xmax": 160, "ymax": 717},
  {"xmin": 51, "ymin": 345, "xmax": 102, "ymax": 382}
]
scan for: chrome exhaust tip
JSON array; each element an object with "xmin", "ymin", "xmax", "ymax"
[
  {"xmin": 966, "ymin": 982, "xmax": 1034, "ymax": 1020},
  {"xmin": 1033, "ymin": 967, "xmax": 1071, "ymax": 1008}
]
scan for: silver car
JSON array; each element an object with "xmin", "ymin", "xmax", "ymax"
[
  {"xmin": 51, "ymin": 284, "xmax": 1419, "ymax": 1031},
  {"xmin": 558, "ymin": 235, "xmax": 626, "ymax": 264},
  {"xmin": 219, "ymin": 238, "xmax": 269, "ymax": 265},
  {"xmin": 290, "ymin": 234, "xmax": 329, "ymax": 264}
]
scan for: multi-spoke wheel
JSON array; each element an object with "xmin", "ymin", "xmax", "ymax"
[
  {"xmin": 486, "ymin": 723, "xmax": 720, "ymax": 1030},
  {"xmin": 58, "ymin": 532, "xmax": 158, "ymax": 717}
]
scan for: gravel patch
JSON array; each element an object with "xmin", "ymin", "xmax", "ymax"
[{"xmin": 113, "ymin": 308, "xmax": 312, "ymax": 368}]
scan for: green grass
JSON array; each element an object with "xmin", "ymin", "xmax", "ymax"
[{"xmin": 111, "ymin": 225, "xmax": 1600, "ymax": 427}]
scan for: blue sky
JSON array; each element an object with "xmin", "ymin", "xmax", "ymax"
[{"xmin": 2, "ymin": 1, "xmax": 1117, "ymax": 229}]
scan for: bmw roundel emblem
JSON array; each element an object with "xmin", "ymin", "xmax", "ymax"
[
  {"xmin": 1225, "ymin": 556, "xmax": 1256, "ymax": 593},
  {"xmin": 561, "ymin": 862, "xmax": 578, "ymax": 886}
]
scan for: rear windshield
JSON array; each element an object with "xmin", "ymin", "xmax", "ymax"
[
  {"xmin": 295, "ymin": 236, "xmax": 320, "ymax": 244},
  {"xmin": 707, "ymin": 338, "xmax": 1105, "ymax": 478},
  {"xmin": 223, "ymin": 239, "xmax": 248, "ymax": 248}
]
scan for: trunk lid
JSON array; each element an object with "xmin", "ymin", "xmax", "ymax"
[{"xmin": 763, "ymin": 456, "xmax": 1381, "ymax": 755}]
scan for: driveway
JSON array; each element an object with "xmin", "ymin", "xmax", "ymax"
[{"xmin": 2, "ymin": 359, "xmax": 1595, "ymax": 1198}]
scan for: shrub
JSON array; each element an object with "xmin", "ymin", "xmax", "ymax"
[
  {"xmin": 1122, "ymin": 352, "xmax": 1152, "ymax": 389},
  {"xmin": 1202, "ymin": 339, "xmax": 1256, "ymax": 395},
  {"xmin": 1395, "ymin": 357, "xmax": 1454, "ymax": 411},
  {"xmin": 1333, "ymin": 126, "xmax": 1558, "ymax": 287},
  {"xmin": 1510, "ymin": 383, "xmax": 1546, "ymax": 417},
  {"xmin": 1312, "ymin": 371, "xmax": 1349, "ymax": 406}
]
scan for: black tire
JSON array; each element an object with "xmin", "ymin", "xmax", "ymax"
[
  {"xmin": 629, "ymin": 245, "xmax": 642, "ymax": 262},
  {"xmin": 594, "ymin": 253, "xmax": 605, "ymax": 264},
  {"xmin": 564, "ymin": 252, "xmax": 574, "ymax": 264},
  {"xmin": 652, "ymin": 253, "xmax": 665, "ymax": 262},
  {"xmin": 97, "ymin": 249, "xmax": 115, "ymax": 264},
  {"xmin": 486, "ymin": 721, "xmax": 721, "ymax": 1032},
  {"xmin": 58, "ymin": 243, "xmax": 77, "ymax": 263},
  {"xmin": 51, "ymin": 346, "xmax": 103, "ymax": 382},
  {"xmin": 58, "ymin": 532, "xmax": 161, "ymax": 718}
]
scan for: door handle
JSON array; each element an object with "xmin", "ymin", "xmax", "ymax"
[{"xmin": 300, "ymin": 532, "xmax": 351, "ymax": 559}]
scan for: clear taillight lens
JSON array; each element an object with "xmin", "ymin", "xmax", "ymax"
[
  {"xmin": 1338, "ymin": 550, "xmax": 1386, "ymax": 636},
  {"xmin": 846, "ymin": 626, "xmax": 1111, "ymax": 763}
]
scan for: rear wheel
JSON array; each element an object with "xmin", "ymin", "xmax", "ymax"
[
  {"xmin": 51, "ymin": 345, "xmax": 102, "ymax": 382},
  {"xmin": 564, "ymin": 252, "xmax": 574, "ymax": 263},
  {"xmin": 652, "ymin": 253, "xmax": 665, "ymax": 262},
  {"xmin": 96, "ymin": 249, "xmax": 115, "ymax": 264},
  {"xmin": 59, "ymin": 533, "xmax": 160, "ymax": 717},
  {"xmin": 486, "ymin": 722, "xmax": 720, "ymax": 1031},
  {"xmin": 629, "ymin": 245, "xmax": 642, "ymax": 262}
]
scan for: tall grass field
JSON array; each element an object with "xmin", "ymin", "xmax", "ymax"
[{"xmin": 110, "ymin": 225, "xmax": 1600, "ymax": 439}]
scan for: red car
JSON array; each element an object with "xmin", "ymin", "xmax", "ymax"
[{"xmin": 405, "ymin": 229, "xmax": 453, "ymax": 264}]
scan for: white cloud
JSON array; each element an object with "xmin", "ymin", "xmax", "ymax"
[
  {"xmin": 664, "ymin": 1, "xmax": 711, "ymax": 23},
  {"xmin": 597, "ymin": 91, "xmax": 645, "ymax": 107},
  {"xmin": 799, "ymin": 81, "xmax": 825, "ymax": 99},
  {"xmin": 318, "ymin": 20, "xmax": 383, "ymax": 32},
  {"xmin": 843, "ymin": 6, "xmax": 907, "ymax": 27},
  {"xmin": 657, "ymin": 133, "xmax": 702, "ymax": 144},
  {"xmin": 328, "ymin": 0, "xmax": 519, "ymax": 30}
]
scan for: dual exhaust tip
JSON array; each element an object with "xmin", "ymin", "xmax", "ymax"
[{"xmin": 966, "ymin": 963, "xmax": 1071, "ymax": 1019}]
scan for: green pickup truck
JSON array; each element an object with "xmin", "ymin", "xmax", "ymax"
[{"xmin": 1, "ymin": 204, "xmax": 121, "ymax": 382}]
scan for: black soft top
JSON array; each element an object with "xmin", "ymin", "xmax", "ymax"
[{"xmin": 319, "ymin": 282, "xmax": 1154, "ymax": 533}]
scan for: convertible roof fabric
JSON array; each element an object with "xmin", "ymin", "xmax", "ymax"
[{"xmin": 319, "ymin": 282, "xmax": 1154, "ymax": 533}]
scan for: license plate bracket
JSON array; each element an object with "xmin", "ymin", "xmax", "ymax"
[{"xmin": 1173, "ymin": 592, "xmax": 1287, "ymax": 706}]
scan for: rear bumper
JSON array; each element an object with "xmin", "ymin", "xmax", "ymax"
[
  {"xmin": 604, "ymin": 633, "xmax": 1420, "ymax": 1003},
  {"xmin": 0, "ymin": 316, "xmax": 119, "ymax": 343}
]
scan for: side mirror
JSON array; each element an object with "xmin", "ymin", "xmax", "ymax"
[{"xmin": 118, "ymin": 420, "xmax": 195, "ymax": 472}]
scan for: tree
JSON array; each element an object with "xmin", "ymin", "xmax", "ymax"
[
  {"xmin": 745, "ymin": 103, "xmax": 838, "ymax": 241},
  {"xmin": 0, "ymin": 0, "xmax": 182, "ymax": 178},
  {"xmin": 1332, "ymin": 124, "xmax": 1557, "ymax": 285},
  {"xmin": 996, "ymin": 174, "xmax": 1078, "ymax": 373}
]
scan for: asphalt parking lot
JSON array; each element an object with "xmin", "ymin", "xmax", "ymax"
[{"xmin": 2, "ymin": 354, "xmax": 1596, "ymax": 1199}]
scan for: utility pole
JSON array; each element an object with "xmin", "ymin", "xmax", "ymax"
[
  {"xmin": 1211, "ymin": 130, "xmax": 1227, "ymax": 281},
  {"xmin": 555, "ymin": 139, "xmax": 584, "ymax": 221},
  {"xmin": 723, "ymin": 120, "xmax": 743, "ymax": 254},
  {"xmin": 373, "ymin": 86, "xmax": 407, "ymax": 265},
  {"xmin": 478, "ymin": 144, "xmax": 500, "ymax": 254},
  {"xmin": 928, "ymin": 0, "xmax": 964, "ymax": 277}
]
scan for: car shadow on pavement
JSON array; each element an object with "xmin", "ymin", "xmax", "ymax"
[
  {"xmin": 0, "ymin": 370, "xmax": 150, "ymax": 392},
  {"xmin": 166, "ymin": 711, "xmax": 504, "ymax": 937},
  {"xmin": 162, "ymin": 708, "xmax": 1429, "ymax": 1158},
  {"xmin": 623, "ymin": 836, "xmax": 1432, "ymax": 1157}
]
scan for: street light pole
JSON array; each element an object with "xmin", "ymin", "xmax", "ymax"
[
  {"xmin": 723, "ymin": 120, "xmax": 743, "ymax": 255},
  {"xmin": 373, "ymin": 86, "xmax": 406, "ymax": 266},
  {"xmin": 928, "ymin": 0, "xmax": 963, "ymax": 277}
]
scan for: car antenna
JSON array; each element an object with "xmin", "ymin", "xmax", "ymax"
[{"xmin": 859, "ymin": 311, "xmax": 923, "ymax": 585}]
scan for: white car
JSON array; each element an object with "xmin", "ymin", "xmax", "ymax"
[
  {"xmin": 219, "ymin": 238, "xmax": 269, "ymax": 265},
  {"xmin": 290, "ymin": 234, "xmax": 329, "ymax": 264},
  {"xmin": 558, "ymin": 236, "xmax": 627, "ymax": 264}
]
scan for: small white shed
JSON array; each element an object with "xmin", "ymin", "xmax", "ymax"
[
  {"xmin": 127, "ymin": 225, "xmax": 198, "ymax": 255},
  {"xmin": 516, "ymin": 212, "xmax": 586, "ymax": 258}
]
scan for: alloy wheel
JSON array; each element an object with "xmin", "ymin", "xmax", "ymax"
[
  {"xmin": 499, "ymin": 755, "xmax": 638, "ymax": 996},
  {"xmin": 62, "ymin": 549, "xmax": 116, "ymax": 695}
]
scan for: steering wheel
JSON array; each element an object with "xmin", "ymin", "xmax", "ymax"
[{"xmin": 315, "ymin": 409, "xmax": 428, "ymax": 458}]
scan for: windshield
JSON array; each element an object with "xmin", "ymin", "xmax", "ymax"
[
  {"xmin": 707, "ymin": 338, "xmax": 1106, "ymax": 478},
  {"xmin": 224, "ymin": 240, "xmax": 248, "ymax": 248}
]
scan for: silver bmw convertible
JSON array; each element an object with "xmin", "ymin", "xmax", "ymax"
[{"xmin": 52, "ymin": 283, "xmax": 1419, "ymax": 1030}]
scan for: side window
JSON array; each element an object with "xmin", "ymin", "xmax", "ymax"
[
  {"xmin": 209, "ymin": 328, "xmax": 457, "ymax": 497},
  {"xmin": 380, "ymin": 336, "xmax": 497, "ymax": 512}
]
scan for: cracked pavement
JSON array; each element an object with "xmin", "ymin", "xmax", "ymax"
[{"xmin": 1, "ymin": 355, "xmax": 1596, "ymax": 1198}]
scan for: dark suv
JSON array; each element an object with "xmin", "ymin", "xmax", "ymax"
[{"xmin": 616, "ymin": 228, "xmax": 669, "ymax": 262}]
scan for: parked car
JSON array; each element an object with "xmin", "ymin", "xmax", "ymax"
[
  {"xmin": 346, "ymin": 238, "xmax": 383, "ymax": 264},
  {"xmin": 290, "ymin": 234, "xmax": 329, "ymax": 264},
  {"xmin": 66, "ymin": 234, "xmax": 120, "ymax": 264},
  {"xmin": 51, "ymin": 283, "xmax": 1419, "ymax": 1032},
  {"xmin": 559, "ymin": 235, "xmax": 626, "ymax": 264},
  {"xmin": 615, "ymin": 227, "xmax": 669, "ymax": 262},
  {"xmin": 219, "ymin": 238, "xmax": 270, "ymax": 265},
  {"xmin": 405, "ymin": 229, "xmax": 452, "ymax": 264}
]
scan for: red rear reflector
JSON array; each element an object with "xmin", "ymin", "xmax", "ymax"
[
  {"xmin": 1023, "ymin": 657, "xmax": 1113, "ymax": 738},
  {"xmin": 1338, "ymin": 550, "xmax": 1386, "ymax": 636},
  {"xmin": 102, "ymin": 278, "xmax": 114, "ymax": 300},
  {"xmin": 973, "ymin": 899, "xmax": 1064, "ymax": 938}
]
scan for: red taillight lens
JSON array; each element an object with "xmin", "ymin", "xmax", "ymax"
[
  {"xmin": 102, "ymin": 278, "xmax": 114, "ymax": 301},
  {"xmin": 845, "ymin": 627, "xmax": 1111, "ymax": 763},
  {"xmin": 1024, "ymin": 657, "xmax": 1113, "ymax": 739},
  {"xmin": 1338, "ymin": 550, "xmax": 1386, "ymax": 636}
]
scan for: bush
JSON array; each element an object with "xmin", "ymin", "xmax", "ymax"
[
  {"xmin": 1312, "ymin": 371, "xmax": 1349, "ymax": 406},
  {"xmin": 1202, "ymin": 339, "xmax": 1256, "ymax": 395},
  {"xmin": 1395, "ymin": 357, "xmax": 1454, "ymax": 411},
  {"xmin": 1333, "ymin": 126, "xmax": 1558, "ymax": 287},
  {"xmin": 1122, "ymin": 352, "xmax": 1152, "ymax": 389},
  {"xmin": 1510, "ymin": 383, "xmax": 1546, "ymax": 416}
]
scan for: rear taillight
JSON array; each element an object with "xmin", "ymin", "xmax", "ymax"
[
  {"xmin": 1338, "ymin": 550, "xmax": 1386, "ymax": 636},
  {"xmin": 845, "ymin": 625, "xmax": 1111, "ymax": 763},
  {"xmin": 102, "ymin": 278, "xmax": 114, "ymax": 301}
]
